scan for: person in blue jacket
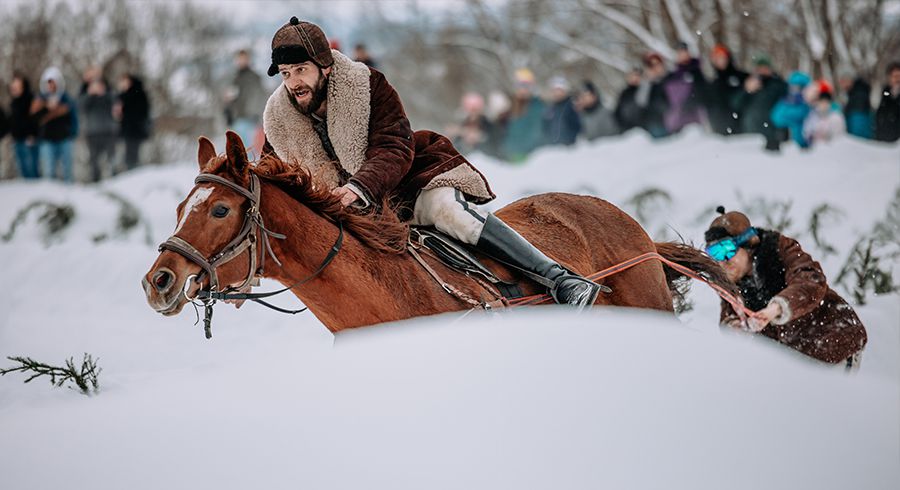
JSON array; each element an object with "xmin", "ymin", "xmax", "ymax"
[{"xmin": 771, "ymin": 71, "xmax": 811, "ymax": 148}]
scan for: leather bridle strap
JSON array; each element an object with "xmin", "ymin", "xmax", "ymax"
[
  {"xmin": 160, "ymin": 235, "xmax": 221, "ymax": 288},
  {"xmin": 198, "ymin": 220, "xmax": 344, "ymax": 302},
  {"xmin": 195, "ymin": 173, "xmax": 257, "ymax": 203},
  {"xmin": 159, "ymin": 173, "xmax": 273, "ymax": 295}
]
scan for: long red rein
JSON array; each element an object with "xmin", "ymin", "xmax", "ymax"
[{"xmin": 506, "ymin": 252, "xmax": 754, "ymax": 319}]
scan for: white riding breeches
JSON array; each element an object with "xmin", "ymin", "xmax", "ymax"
[{"xmin": 410, "ymin": 187, "xmax": 488, "ymax": 245}]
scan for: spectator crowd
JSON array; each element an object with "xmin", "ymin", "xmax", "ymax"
[
  {"xmin": 2, "ymin": 43, "xmax": 897, "ymax": 181},
  {"xmin": 0, "ymin": 66, "xmax": 151, "ymax": 183},
  {"xmin": 0, "ymin": 44, "xmax": 382, "ymax": 183},
  {"xmin": 445, "ymin": 43, "xmax": 900, "ymax": 162}
]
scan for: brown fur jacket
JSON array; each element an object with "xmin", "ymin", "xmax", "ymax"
[
  {"xmin": 262, "ymin": 50, "xmax": 494, "ymax": 211},
  {"xmin": 721, "ymin": 229, "xmax": 867, "ymax": 363}
]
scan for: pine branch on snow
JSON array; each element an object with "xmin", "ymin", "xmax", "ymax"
[
  {"xmin": 836, "ymin": 237, "xmax": 897, "ymax": 306},
  {"xmin": 0, "ymin": 354, "xmax": 101, "ymax": 396},
  {"xmin": 807, "ymin": 203, "xmax": 843, "ymax": 257},
  {"xmin": 1, "ymin": 201, "xmax": 76, "ymax": 244}
]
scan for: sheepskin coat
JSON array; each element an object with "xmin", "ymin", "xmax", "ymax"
[
  {"xmin": 262, "ymin": 50, "xmax": 494, "ymax": 212},
  {"xmin": 720, "ymin": 229, "xmax": 867, "ymax": 363}
]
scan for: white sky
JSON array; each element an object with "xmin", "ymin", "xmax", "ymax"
[{"xmin": 0, "ymin": 0, "xmax": 503, "ymax": 19}]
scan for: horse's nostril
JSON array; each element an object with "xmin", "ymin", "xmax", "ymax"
[{"xmin": 153, "ymin": 270, "xmax": 173, "ymax": 291}]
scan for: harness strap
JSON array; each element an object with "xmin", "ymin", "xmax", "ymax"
[
  {"xmin": 252, "ymin": 298, "xmax": 308, "ymax": 315},
  {"xmin": 195, "ymin": 174, "xmax": 257, "ymax": 203},
  {"xmin": 209, "ymin": 221, "xmax": 253, "ymax": 267},
  {"xmin": 254, "ymin": 213, "xmax": 284, "ymax": 267},
  {"xmin": 407, "ymin": 244, "xmax": 483, "ymax": 309},
  {"xmin": 160, "ymin": 236, "xmax": 211, "ymax": 269},
  {"xmin": 159, "ymin": 236, "xmax": 220, "ymax": 289},
  {"xmin": 413, "ymin": 244, "xmax": 510, "ymax": 305},
  {"xmin": 199, "ymin": 221, "xmax": 344, "ymax": 302}
]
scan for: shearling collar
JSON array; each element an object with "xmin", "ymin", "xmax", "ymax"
[{"xmin": 263, "ymin": 50, "xmax": 371, "ymax": 188}]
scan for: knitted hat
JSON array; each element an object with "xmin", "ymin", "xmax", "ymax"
[
  {"xmin": 711, "ymin": 44, "xmax": 730, "ymax": 59},
  {"xmin": 643, "ymin": 52, "xmax": 664, "ymax": 66},
  {"xmin": 705, "ymin": 206, "xmax": 760, "ymax": 247},
  {"xmin": 788, "ymin": 71, "xmax": 812, "ymax": 87},
  {"xmin": 267, "ymin": 17, "xmax": 334, "ymax": 76},
  {"xmin": 514, "ymin": 68, "xmax": 536, "ymax": 86},
  {"xmin": 752, "ymin": 53, "xmax": 772, "ymax": 68}
]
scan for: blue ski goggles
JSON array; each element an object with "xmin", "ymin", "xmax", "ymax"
[{"xmin": 705, "ymin": 227, "xmax": 757, "ymax": 262}]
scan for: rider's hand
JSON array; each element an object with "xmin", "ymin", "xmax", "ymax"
[
  {"xmin": 332, "ymin": 185, "xmax": 362, "ymax": 208},
  {"xmin": 747, "ymin": 302, "xmax": 782, "ymax": 332}
]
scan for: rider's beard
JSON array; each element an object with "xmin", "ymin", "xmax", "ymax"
[{"xmin": 289, "ymin": 69, "xmax": 328, "ymax": 116}]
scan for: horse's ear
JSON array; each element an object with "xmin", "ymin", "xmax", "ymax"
[
  {"xmin": 198, "ymin": 136, "xmax": 216, "ymax": 170},
  {"xmin": 225, "ymin": 130, "xmax": 249, "ymax": 175}
]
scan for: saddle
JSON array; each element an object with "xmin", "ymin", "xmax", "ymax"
[{"xmin": 408, "ymin": 226, "xmax": 523, "ymax": 300}]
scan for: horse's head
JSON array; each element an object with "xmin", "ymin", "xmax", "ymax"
[{"xmin": 142, "ymin": 131, "xmax": 256, "ymax": 316}]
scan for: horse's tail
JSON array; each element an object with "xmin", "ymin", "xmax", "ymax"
[{"xmin": 653, "ymin": 241, "xmax": 739, "ymax": 300}]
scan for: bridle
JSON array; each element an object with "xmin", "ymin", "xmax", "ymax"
[
  {"xmin": 158, "ymin": 172, "xmax": 343, "ymax": 339},
  {"xmin": 160, "ymin": 173, "xmax": 281, "ymax": 297}
]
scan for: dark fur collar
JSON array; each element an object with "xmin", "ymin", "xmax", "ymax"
[{"xmin": 736, "ymin": 229, "xmax": 787, "ymax": 311}]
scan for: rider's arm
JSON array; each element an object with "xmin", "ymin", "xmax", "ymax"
[
  {"xmin": 345, "ymin": 70, "xmax": 415, "ymax": 205},
  {"xmin": 769, "ymin": 235, "xmax": 828, "ymax": 325}
]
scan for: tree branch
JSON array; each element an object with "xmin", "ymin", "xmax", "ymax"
[
  {"xmin": 533, "ymin": 28, "xmax": 632, "ymax": 73},
  {"xmin": 662, "ymin": 0, "xmax": 698, "ymax": 53},
  {"xmin": 581, "ymin": 0, "xmax": 676, "ymax": 59}
]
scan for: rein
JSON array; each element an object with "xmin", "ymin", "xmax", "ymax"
[
  {"xmin": 506, "ymin": 252, "xmax": 754, "ymax": 319},
  {"xmin": 411, "ymin": 246, "xmax": 751, "ymax": 320},
  {"xmin": 159, "ymin": 173, "xmax": 344, "ymax": 339}
]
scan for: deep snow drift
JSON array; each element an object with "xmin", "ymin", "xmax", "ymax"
[{"xmin": 0, "ymin": 130, "xmax": 898, "ymax": 489}]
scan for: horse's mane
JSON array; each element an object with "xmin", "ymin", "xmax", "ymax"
[{"xmin": 204, "ymin": 154, "xmax": 409, "ymax": 254}]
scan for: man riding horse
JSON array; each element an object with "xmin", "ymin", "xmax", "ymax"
[{"xmin": 260, "ymin": 17, "xmax": 600, "ymax": 307}]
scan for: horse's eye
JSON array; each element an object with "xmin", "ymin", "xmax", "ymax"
[{"xmin": 212, "ymin": 205, "xmax": 229, "ymax": 218}]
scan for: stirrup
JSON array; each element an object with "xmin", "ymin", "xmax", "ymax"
[{"xmin": 551, "ymin": 276, "xmax": 601, "ymax": 309}]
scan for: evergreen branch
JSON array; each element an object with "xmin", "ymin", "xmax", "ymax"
[{"xmin": 0, "ymin": 354, "xmax": 101, "ymax": 396}]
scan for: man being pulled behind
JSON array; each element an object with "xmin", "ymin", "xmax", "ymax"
[
  {"xmin": 704, "ymin": 207, "xmax": 867, "ymax": 365},
  {"xmin": 261, "ymin": 17, "xmax": 601, "ymax": 307}
]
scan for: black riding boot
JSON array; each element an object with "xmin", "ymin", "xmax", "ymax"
[{"xmin": 476, "ymin": 214, "xmax": 601, "ymax": 307}]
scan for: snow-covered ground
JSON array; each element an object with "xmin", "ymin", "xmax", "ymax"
[{"xmin": 0, "ymin": 130, "xmax": 898, "ymax": 489}]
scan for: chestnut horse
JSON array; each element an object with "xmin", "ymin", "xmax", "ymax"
[{"xmin": 143, "ymin": 132, "xmax": 733, "ymax": 333}]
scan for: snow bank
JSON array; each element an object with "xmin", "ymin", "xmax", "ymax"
[{"xmin": 0, "ymin": 131, "xmax": 897, "ymax": 489}]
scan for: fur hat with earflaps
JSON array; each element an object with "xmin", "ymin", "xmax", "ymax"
[
  {"xmin": 705, "ymin": 206, "xmax": 760, "ymax": 247},
  {"xmin": 267, "ymin": 17, "xmax": 334, "ymax": 76}
]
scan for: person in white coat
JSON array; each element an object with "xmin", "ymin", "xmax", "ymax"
[{"xmin": 803, "ymin": 91, "xmax": 845, "ymax": 145}]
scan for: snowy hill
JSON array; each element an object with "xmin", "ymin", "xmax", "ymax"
[{"xmin": 0, "ymin": 130, "xmax": 898, "ymax": 489}]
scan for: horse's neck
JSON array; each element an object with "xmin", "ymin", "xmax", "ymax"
[{"xmin": 258, "ymin": 182, "xmax": 449, "ymax": 331}]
